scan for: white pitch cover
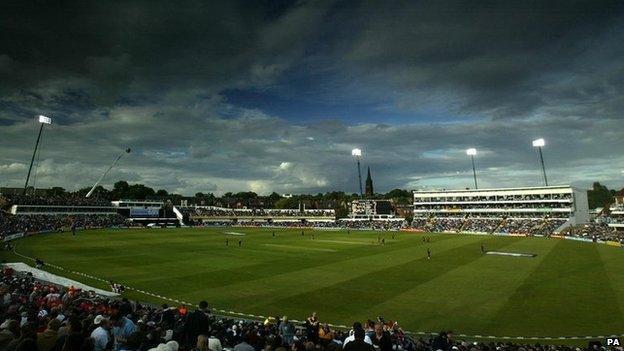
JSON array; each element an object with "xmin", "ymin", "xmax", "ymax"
[
  {"xmin": 2, "ymin": 262, "xmax": 119, "ymax": 297},
  {"xmin": 485, "ymin": 251, "xmax": 537, "ymax": 258}
]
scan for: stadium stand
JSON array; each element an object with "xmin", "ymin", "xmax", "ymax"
[
  {"xmin": 599, "ymin": 190, "xmax": 624, "ymax": 232},
  {"xmin": 112, "ymin": 201, "xmax": 178, "ymax": 226},
  {"xmin": 193, "ymin": 218, "xmax": 407, "ymax": 231},
  {"xmin": 2, "ymin": 194, "xmax": 111, "ymax": 207},
  {"xmin": 177, "ymin": 206, "xmax": 335, "ymax": 226},
  {"xmin": 412, "ymin": 186, "xmax": 588, "ymax": 237},
  {"xmin": 559, "ymin": 223, "xmax": 623, "ymax": 243},
  {"xmin": 0, "ymin": 213, "xmax": 127, "ymax": 237},
  {"xmin": 0, "ymin": 195, "xmax": 127, "ymax": 237}
]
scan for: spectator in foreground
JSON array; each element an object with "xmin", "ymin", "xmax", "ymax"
[
  {"xmin": 233, "ymin": 332, "xmax": 255, "ymax": 351},
  {"xmin": 208, "ymin": 334, "xmax": 223, "ymax": 351},
  {"xmin": 194, "ymin": 334, "xmax": 210, "ymax": 351},
  {"xmin": 305, "ymin": 312, "xmax": 319, "ymax": 343},
  {"xmin": 343, "ymin": 322, "xmax": 372, "ymax": 349},
  {"xmin": 90, "ymin": 315, "xmax": 110, "ymax": 351},
  {"xmin": 0, "ymin": 320, "xmax": 20, "ymax": 350},
  {"xmin": 60, "ymin": 332, "xmax": 86, "ymax": 351},
  {"xmin": 37, "ymin": 318, "xmax": 61, "ymax": 351},
  {"xmin": 343, "ymin": 327, "xmax": 374, "ymax": 351},
  {"xmin": 278, "ymin": 316, "xmax": 295, "ymax": 347},
  {"xmin": 111, "ymin": 313, "xmax": 136, "ymax": 351},
  {"xmin": 184, "ymin": 301, "xmax": 210, "ymax": 349},
  {"xmin": 370, "ymin": 323, "xmax": 392, "ymax": 351},
  {"xmin": 319, "ymin": 324, "xmax": 334, "ymax": 346}
]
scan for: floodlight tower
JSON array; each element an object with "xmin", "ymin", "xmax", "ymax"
[
  {"xmin": 23, "ymin": 115, "xmax": 52, "ymax": 195},
  {"xmin": 466, "ymin": 148, "xmax": 478, "ymax": 189},
  {"xmin": 351, "ymin": 148, "xmax": 363, "ymax": 198},
  {"xmin": 532, "ymin": 138, "xmax": 548, "ymax": 186},
  {"xmin": 85, "ymin": 148, "xmax": 132, "ymax": 198}
]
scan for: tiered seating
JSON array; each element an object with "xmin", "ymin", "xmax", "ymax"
[
  {"xmin": 0, "ymin": 212, "xmax": 127, "ymax": 236},
  {"xmin": 412, "ymin": 215, "xmax": 567, "ymax": 236}
]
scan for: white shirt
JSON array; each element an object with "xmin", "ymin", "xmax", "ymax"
[
  {"xmin": 91, "ymin": 326, "xmax": 109, "ymax": 351},
  {"xmin": 342, "ymin": 333, "xmax": 372, "ymax": 348},
  {"xmin": 209, "ymin": 336, "xmax": 223, "ymax": 351}
]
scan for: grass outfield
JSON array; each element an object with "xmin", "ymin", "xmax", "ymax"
[{"xmin": 2, "ymin": 227, "xmax": 623, "ymax": 340}]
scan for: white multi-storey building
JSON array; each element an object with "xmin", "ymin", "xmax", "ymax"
[
  {"xmin": 412, "ymin": 185, "xmax": 589, "ymax": 235},
  {"xmin": 606, "ymin": 190, "xmax": 624, "ymax": 229}
]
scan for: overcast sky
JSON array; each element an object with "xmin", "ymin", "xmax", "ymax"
[{"xmin": 1, "ymin": 0, "xmax": 623, "ymax": 195}]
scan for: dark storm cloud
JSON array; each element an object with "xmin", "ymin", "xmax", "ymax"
[
  {"xmin": 1, "ymin": 0, "xmax": 623, "ymax": 194},
  {"xmin": 1, "ymin": 0, "xmax": 329, "ymax": 97},
  {"xmin": 311, "ymin": 0, "xmax": 624, "ymax": 119}
]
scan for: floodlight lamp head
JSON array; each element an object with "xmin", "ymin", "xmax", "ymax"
[
  {"xmin": 38, "ymin": 115, "xmax": 52, "ymax": 124},
  {"xmin": 351, "ymin": 148, "xmax": 362, "ymax": 157},
  {"xmin": 466, "ymin": 148, "xmax": 477, "ymax": 156},
  {"xmin": 532, "ymin": 138, "xmax": 545, "ymax": 147}
]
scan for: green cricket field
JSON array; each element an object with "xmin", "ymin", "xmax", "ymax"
[{"xmin": 2, "ymin": 227, "xmax": 623, "ymax": 341}]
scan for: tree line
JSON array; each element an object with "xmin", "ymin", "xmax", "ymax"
[{"xmin": 41, "ymin": 180, "xmax": 412, "ymax": 212}]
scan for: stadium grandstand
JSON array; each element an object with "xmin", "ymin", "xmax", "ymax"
[
  {"xmin": 0, "ymin": 193, "xmax": 127, "ymax": 238},
  {"xmin": 411, "ymin": 185, "xmax": 589, "ymax": 236},
  {"xmin": 176, "ymin": 205, "xmax": 335, "ymax": 226},
  {"xmin": 565, "ymin": 189, "xmax": 624, "ymax": 243},
  {"xmin": 112, "ymin": 200, "xmax": 179, "ymax": 226},
  {"xmin": 603, "ymin": 189, "xmax": 624, "ymax": 230}
]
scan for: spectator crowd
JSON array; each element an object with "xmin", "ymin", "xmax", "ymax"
[
  {"xmin": 1, "ymin": 195, "xmax": 110, "ymax": 208},
  {"xmin": 411, "ymin": 216, "xmax": 624, "ymax": 242},
  {"xmin": 0, "ymin": 195, "xmax": 127, "ymax": 238},
  {"xmin": 0, "ymin": 213, "xmax": 127, "ymax": 237},
  {"xmin": 182, "ymin": 207, "xmax": 335, "ymax": 218},
  {"xmin": 195, "ymin": 220, "xmax": 406, "ymax": 231}
]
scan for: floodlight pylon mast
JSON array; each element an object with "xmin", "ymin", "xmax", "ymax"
[
  {"xmin": 356, "ymin": 157, "xmax": 363, "ymax": 198},
  {"xmin": 537, "ymin": 146, "xmax": 548, "ymax": 186},
  {"xmin": 85, "ymin": 148, "xmax": 131, "ymax": 198},
  {"xmin": 470, "ymin": 154, "xmax": 478, "ymax": 189},
  {"xmin": 24, "ymin": 116, "xmax": 51, "ymax": 195}
]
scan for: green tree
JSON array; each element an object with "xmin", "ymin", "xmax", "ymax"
[
  {"xmin": 110, "ymin": 181, "xmax": 155, "ymax": 200},
  {"xmin": 233, "ymin": 191, "xmax": 258, "ymax": 199},
  {"xmin": 268, "ymin": 192, "xmax": 282, "ymax": 201},
  {"xmin": 385, "ymin": 188, "xmax": 410, "ymax": 199},
  {"xmin": 112, "ymin": 181, "xmax": 130, "ymax": 200},
  {"xmin": 385, "ymin": 188, "xmax": 412, "ymax": 204},
  {"xmin": 126, "ymin": 184, "xmax": 156, "ymax": 199},
  {"xmin": 587, "ymin": 182, "xmax": 614, "ymax": 209}
]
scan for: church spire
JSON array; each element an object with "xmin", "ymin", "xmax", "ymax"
[{"xmin": 365, "ymin": 167, "xmax": 374, "ymax": 198}]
